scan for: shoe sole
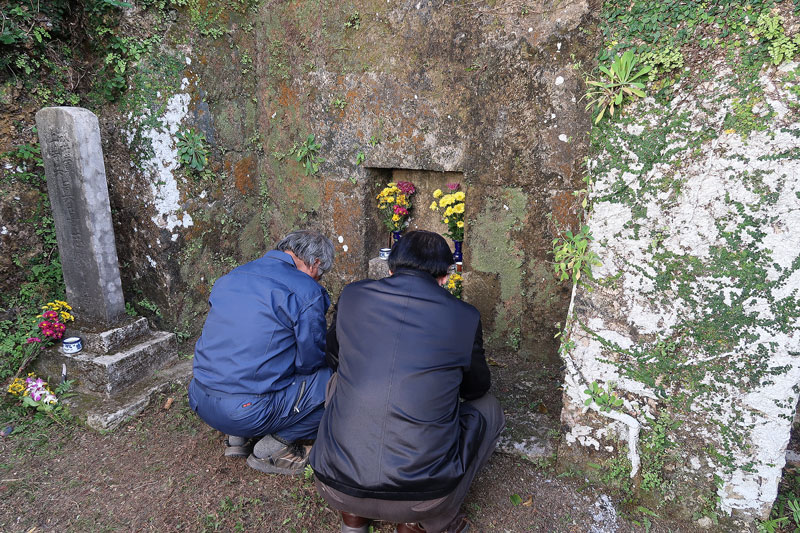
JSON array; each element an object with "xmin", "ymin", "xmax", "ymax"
[
  {"xmin": 246, "ymin": 453, "xmax": 305, "ymax": 475},
  {"xmin": 224, "ymin": 445, "xmax": 252, "ymax": 458}
]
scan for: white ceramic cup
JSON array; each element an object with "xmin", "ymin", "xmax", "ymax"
[{"xmin": 62, "ymin": 337, "xmax": 82, "ymax": 354}]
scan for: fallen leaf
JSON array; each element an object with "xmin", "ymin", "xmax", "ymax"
[
  {"xmin": 522, "ymin": 495, "xmax": 533, "ymax": 506},
  {"xmin": 163, "ymin": 397, "xmax": 174, "ymax": 410},
  {"xmin": 487, "ymin": 357, "xmax": 506, "ymax": 367},
  {"xmin": 537, "ymin": 403, "xmax": 548, "ymax": 414}
]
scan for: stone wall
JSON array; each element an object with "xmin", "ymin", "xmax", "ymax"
[
  {"xmin": 100, "ymin": 0, "xmax": 598, "ymax": 358},
  {"xmin": 559, "ymin": 61, "xmax": 800, "ymax": 524}
]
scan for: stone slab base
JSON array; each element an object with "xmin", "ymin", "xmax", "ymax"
[
  {"xmin": 70, "ymin": 358, "xmax": 193, "ymax": 430},
  {"xmin": 35, "ymin": 330, "xmax": 178, "ymax": 396}
]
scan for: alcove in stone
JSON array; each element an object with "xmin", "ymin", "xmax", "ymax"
[{"xmin": 363, "ymin": 167, "xmax": 466, "ymax": 279}]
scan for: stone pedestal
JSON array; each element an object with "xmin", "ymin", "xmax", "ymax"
[{"xmin": 34, "ymin": 318, "xmax": 188, "ymax": 429}]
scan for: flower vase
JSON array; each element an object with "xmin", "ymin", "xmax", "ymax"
[
  {"xmin": 392, "ymin": 231, "xmax": 403, "ymax": 246},
  {"xmin": 452, "ymin": 240, "xmax": 463, "ymax": 263}
]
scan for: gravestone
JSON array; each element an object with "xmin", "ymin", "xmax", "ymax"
[
  {"xmin": 35, "ymin": 107, "xmax": 125, "ymax": 327},
  {"xmin": 34, "ymin": 107, "xmax": 188, "ymax": 430}
]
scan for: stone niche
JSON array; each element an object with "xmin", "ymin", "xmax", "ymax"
[{"xmin": 365, "ymin": 168, "xmax": 466, "ymax": 279}]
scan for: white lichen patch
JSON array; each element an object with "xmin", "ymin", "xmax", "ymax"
[
  {"xmin": 125, "ymin": 78, "xmax": 194, "ymax": 235},
  {"xmin": 561, "ymin": 60, "xmax": 800, "ymax": 520}
]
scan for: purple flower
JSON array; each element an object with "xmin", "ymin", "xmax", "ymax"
[{"xmin": 26, "ymin": 337, "xmax": 42, "ymax": 344}]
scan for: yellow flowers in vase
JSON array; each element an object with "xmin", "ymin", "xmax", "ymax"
[
  {"xmin": 376, "ymin": 181, "xmax": 416, "ymax": 232},
  {"xmin": 430, "ymin": 183, "xmax": 465, "ymax": 241}
]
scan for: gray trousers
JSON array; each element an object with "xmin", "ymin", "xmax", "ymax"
[{"xmin": 315, "ymin": 374, "xmax": 505, "ymax": 532}]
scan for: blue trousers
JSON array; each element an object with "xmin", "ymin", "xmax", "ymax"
[{"xmin": 188, "ymin": 367, "xmax": 330, "ymax": 442}]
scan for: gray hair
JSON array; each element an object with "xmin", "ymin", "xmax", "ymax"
[{"xmin": 276, "ymin": 230, "xmax": 335, "ymax": 276}]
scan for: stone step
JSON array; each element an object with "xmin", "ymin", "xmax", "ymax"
[
  {"xmin": 76, "ymin": 358, "xmax": 193, "ymax": 431},
  {"xmin": 35, "ymin": 330, "xmax": 178, "ymax": 396},
  {"xmin": 68, "ymin": 317, "xmax": 151, "ymax": 355}
]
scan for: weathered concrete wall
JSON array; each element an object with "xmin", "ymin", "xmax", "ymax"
[
  {"xmin": 559, "ymin": 60, "xmax": 800, "ymax": 525},
  {"xmin": 101, "ymin": 0, "xmax": 598, "ymax": 357}
]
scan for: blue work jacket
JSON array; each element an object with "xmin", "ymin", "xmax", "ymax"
[{"xmin": 193, "ymin": 250, "xmax": 331, "ymax": 396}]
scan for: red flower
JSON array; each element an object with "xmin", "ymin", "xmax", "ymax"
[
  {"xmin": 393, "ymin": 205, "xmax": 408, "ymax": 215},
  {"xmin": 396, "ymin": 181, "xmax": 415, "ymax": 195},
  {"xmin": 446, "ymin": 182, "xmax": 460, "ymax": 191}
]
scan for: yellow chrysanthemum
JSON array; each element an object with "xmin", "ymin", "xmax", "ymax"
[
  {"xmin": 429, "ymin": 201, "xmax": 438, "ymax": 211},
  {"xmin": 444, "ymin": 218, "xmax": 449, "ymax": 224},
  {"xmin": 453, "ymin": 203, "xmax": 465, "ymax": 214},
  {"xmin": 457, "ymin": 221, "xmax": 464, "ymax": 228},
  {"xmin": 7, "ymin": 378, "xmax": 25, "ymax": 396},
  {"xmin": 454, "ymin": 191, "xmax": 465, "ymax": 201},
  {"xmin": 392, "ymin": 214, "xmax": 401, "ymax": 221},
  {"xmin": 433, "ymin": 189, "xmax": 443, "ymax": 198},
  {"xmin": 386, "ymin": 196, "xmax": 394, "ymax": 203}
]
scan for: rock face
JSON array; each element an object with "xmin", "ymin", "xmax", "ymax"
[
  {"xmin": 96, "ymin": 0, "xmax": 597, "ymax": 363},
  {"xmin": 559, "ymin": 61, "xmax": 800, "ymax": 523}
]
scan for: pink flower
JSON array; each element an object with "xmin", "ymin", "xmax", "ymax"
[
  {"xmin": 42, "ymin": 310, "xmax": 58, "ymax": 320},
  {"xmin": 393, "ymin": 205, "xmax": 408, "ymax": 215},
  {"xmin": 26, "ymin": 337, "xmax": 42, "ymax": 343},
  {"xmin": 446, "ymin": 182, "xmax": 460, "ymax": 191},
  {"xmin": 38, "ymin": 321, "xmax": 51, "ymax": 329},
  {"xmin": 54, "ymin": 323, "xmax": 66, "ymax": 331},
  {"xmin": 396, "ymin": 181, "xmax": 415, "ymax": 195}
]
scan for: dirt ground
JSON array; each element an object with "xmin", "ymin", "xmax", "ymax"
[{"xmin": 0, "ymin": 378, "xmax": 718, "ymax": 533}]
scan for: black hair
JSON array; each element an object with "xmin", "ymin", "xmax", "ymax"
[{"xmin": 388, "ymin": 230, "xmax": 453, "ymax": 278}]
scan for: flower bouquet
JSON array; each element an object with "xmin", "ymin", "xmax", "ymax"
[
  {"xmin": 446, "ymin": 273, "xmax": 463, "ymax": 299},
  {"xmin": 376, "ymin": 181, "xmax": 416, "ymax": 236},
  {"xmin": 9, "ymin": 300, "xmax": 74, "ymax": 386},
  {"xmin": 8, "ymin": 372, "xmax": 59, "ymax": 410},
  {"xmin": 37, "ymin": 300, "xmax": 74, "ymax": 341},
  {"xmin": 430, "ymin": 183, "xmax": 465, "ymax": 241}
]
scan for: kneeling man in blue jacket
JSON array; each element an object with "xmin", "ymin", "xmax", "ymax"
[
  {"xmin": 311, "ymin": 231, "xmax": 506, "ymax": 533},
  {"xmin": 189, "ymin": 230, "xmax": 335, "ymax": 475}
]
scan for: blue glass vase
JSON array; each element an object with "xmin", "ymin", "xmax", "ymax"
[
  {"xmin": 452, "ymin": 240, "xmax": 463, "ymax": 263},
  {"xmin": 392, "ymin": 231, "xmax": 402, "ymax": 246}
]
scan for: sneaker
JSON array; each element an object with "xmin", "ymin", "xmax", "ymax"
[
  {"xmin": 223, "ymin": 435, "xmax": 255, "ymax": 458},
  {"xmin": 246, "ymin": 441, "xmax": 311, "ymax": 475}
]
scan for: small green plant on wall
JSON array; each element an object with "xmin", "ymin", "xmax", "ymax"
[
  {"xmin": 552, "ymin": 224, "xmax": 602, "ymax": 284},
  {"xmin": 584, "ymin": 381, "xmax": 624, "ymax": 412},
  {"xmin": 176, "ymin": 128, "xmax": 209, "ymax": 173},
  {"xmin": 292, "ymin": 134, "xmax": 323, "ymax": 176},
  {"xmin": 584, "ymin": 50, "xmax": 651, "ymax": 124},
  {"xmin": 751, "ymin": 11, "xmax": 800, "ymax": 66}
]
